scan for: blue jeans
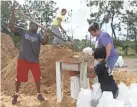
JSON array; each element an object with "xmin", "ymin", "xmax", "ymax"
[{"xmin": 107, "ymin": 56, "xmax": 118, "ymax": 70}]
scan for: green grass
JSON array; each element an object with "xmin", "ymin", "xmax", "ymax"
[{"xmin": 123, "ymin": 55, "xmax": 137, "ymax": 58}]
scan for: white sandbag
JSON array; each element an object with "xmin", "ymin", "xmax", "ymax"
[
  {"xmin": 70, "ymin": 76, "xmax": 80, "ymax": 99},
  {"xmin": 115, "ymin": 56, "xmax": 125, "ymax": 67},
  {"xmin": 97, "ymin": 91, "xmax": 113, "ymax": 107},
  {"xmin": 118, "ymin": 56, "xmax": 125, "ymax": 67},
  {"xmin": 129, "ymin": 83, "xmax": 137, "ymax": 98},
  {"xmin": 90, "ymin": 83, "xmax": 102, "ymax": 107},
  {"xmin": 82, "ymin": 47, "xmax": 93, "ymax": 55},
  {"xmin": 97, "ymin": 91, "xmax": 124, "ymax": 107},
  {"xmin": 115, "ymin": 59, "xmax": 119, "ymax": 67},
  {"xmin": 110, "ymin": 99, "xmax": 124, "ymax": 107},
  {"xmin": 76, "ymin": 88, "xmax": 93, "ymax": 107},
  {"xmin": 117, "ymin": 82, "xmax": 131, "ymax": 106},
  {"xmin": 92, "ymin": 83, "xmax": 102, "ymax": 100},
  {"xmin": 129, "ymin": 98, "xmax": 137, "ymax": 107}
]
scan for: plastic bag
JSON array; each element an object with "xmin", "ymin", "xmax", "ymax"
[
  {"xmin": 76, "ymin": 88, "xmax": 93, "ymax": 107},
  {"xmin": 77, "ymin": 83, "xmax": 102, "ymax": 107},
  {"xmin": 97, "ymin": 91, "xmax": 124, "ymax": 107},
  {"xmin": 117, "ymin": 82, "xmax": 131, "ymax": 106},
  {"xmin": 115, "ymin": 56, "xmax": 125, "ymax": 67},
  {"xmin": 92, "ymin": 83, "xmax": 102, "ymax": 100},
  {"xmin": 129, "ymin": 83, "xmax": 137, "ymax": 98},
  {"xmin": 97, "ymin": 91, "xmax": 113, "ymax": 107},
  {"xmin": 82, "ymin": 47, "xmax": 93, "ymax": 55},
  {"xmin": 129, "ymin": 98, "xmax": 137, "ymax": 107},
  {"xmin": 70, "ymin": 76, "xmax": 80, "ymax": 99}
]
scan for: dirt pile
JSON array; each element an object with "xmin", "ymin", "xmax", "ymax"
[
  {"xmin": 114, "ymin": 70, "xmax": 137, "ymax": 86},
  {"xmin": 2, "ymin": 33, "xmax": 137, "ymax": 107},
  {"xmin": 2, "ymin": 45, "xmax": 88, "ymax": 107},
  {"xmin": 1, "ymin": 33, "xmax": 18, "ymax": 69}
]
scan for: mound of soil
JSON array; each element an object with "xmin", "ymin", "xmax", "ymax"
[
  {"xmin": 1, "ymin": 33, "xmax": 18, "ymax": 69},
  {"xmin": 2, "ymin": 45, "xmax": 88, "ymax": 107}
]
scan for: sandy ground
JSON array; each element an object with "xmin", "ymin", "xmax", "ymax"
[
  {"xmin": 114, "ymin": 57, "xmax": 137, "ymax": 74},
  {"xmin": 1, "ymin": 57, "xmax": 137, "ymax": 107}
]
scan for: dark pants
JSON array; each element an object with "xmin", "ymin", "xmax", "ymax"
[{"xmin": 101, "ymin": 83, "xmax": 119, "ymax": 99}]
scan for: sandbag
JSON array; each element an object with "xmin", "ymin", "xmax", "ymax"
[
  {"xmin": 92, "ymin": 83, "xmax": 102, "ymax": 100},
  {"xmin": 90, "ymin": 83, "xmax": 102, "ymax": 107},
  {"xmin": 82, "ymin": 47, "xmax": 93, "ymax": 55},
  {"xmin": 97, "ymin": 91, "xmax": 113, "ymax": 107},
  {"xmin": 76, "ymin": 88, "xmax": 93, "ymax": 107},
  {"xmin": 115, "ymin": 56, "xmax": 125, "ymax": 67},
  {"xmin": 77, "ymin": 83, "xmax": 102, "ymax": 107},
  {"xmin": 129, "ymin": 83, "xmax": 137, "ymax": 98},
  {"xmin": 117, "ymin": 82, "xmax": 131, "ymax": 107},
  {"xmin": 70, "ymin": 76, "xmax": 80, "ymax": 99},
  {"xmin": 97, "ymin": 91, "xmax": 124, "ymax": 107},
  {"xmin": 129, "ymin": 98, "xmax": 137, "ymax": 107}
]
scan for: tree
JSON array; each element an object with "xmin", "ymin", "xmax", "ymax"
[
  {"xmin": 121, "ymin": 1, "xmax": 137, "ymax": 53},
  {"xmin": 1, "ymin": 0, "xmax": 59, "ymax": 46},
  {"xmin": 22, "ymin": 0, "xmax": 59, "ymax": 44},
  {"xmin": 1, "ymin": 1, "xmax": 12, "ymax": 33},
  {"xmin": 87, "ymin": 1, "xmax": 124, "ymax": 40}
]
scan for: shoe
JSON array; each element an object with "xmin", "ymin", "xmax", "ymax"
[
  {"xmin": 12, "ymin": 94, "xmax": 19, "ymax": 105},
  {"xmin": 37, "ymin": 94, "xmax": 44, "ymax": 101}
]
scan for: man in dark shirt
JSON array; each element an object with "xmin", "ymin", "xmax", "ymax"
[
  {"xmin": 89, "ymin": 47, "xmax": 118, "ymax": 99},
  {"xmin": 9, "ymin": 5, "xmax": 49, "ymax": 104}
]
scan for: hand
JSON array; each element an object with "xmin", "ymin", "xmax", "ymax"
[{"xmin": 62, "ymin": 30, "xmax": 66, "ymax": 34}]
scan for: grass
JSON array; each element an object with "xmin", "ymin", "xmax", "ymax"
[{"xmin": 123, "ymin": 55, "xmax": 137, "ymax": 58}]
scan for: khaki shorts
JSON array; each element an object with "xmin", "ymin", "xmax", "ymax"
[{"xmin": 51, "ymin": 25, "xmax": 71, "ymax": 46}]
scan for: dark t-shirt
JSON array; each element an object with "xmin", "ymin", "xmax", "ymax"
[
  {"xmin": 94, "ymin": 60, "xmax": 118, "ymax": 96},
  {"xmin": 14, "ymin": 27, "xmax": 44, "ymax": 63}
]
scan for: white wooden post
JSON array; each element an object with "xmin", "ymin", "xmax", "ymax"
[
  {"xmin": 80, "ymin": 62, "xmax": 88, "ymax": 89},
  {"xmin": 56, "ymin": 61, "xmax": 63, "ymax": 103}
]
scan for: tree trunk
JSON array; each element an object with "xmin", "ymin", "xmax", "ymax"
[
  {"xmin": 100, "ymin": 20, "xmax": 105, "ymax": 28},
  {"xmin": 125, "ymin": 46, "xmax": 128, "ymax": 55},
  {"xmin": 135, "ymin": 30, "xmax": 137, "ymax": 54},
  {"xmin": 111, "ymin": 15, "xmax": 116, "ymax": 40}
]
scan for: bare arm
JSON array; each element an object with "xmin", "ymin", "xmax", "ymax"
[
  {"xmin": 87, "ymin": 65, "xmax": 96, "ymax": 78},
  {"xmin": 105, "ymin": 43, "xmax": 112, "ymax": 60},
  {"xmin": 8, "ymin": 5, "xmax": 16, "ymax": 32},
  {"xmin": 41, "ymin": 31, "xmax": 49, "ymax": 45},
  {"xmin": 58, "ymin": 18, "xmax": 65, "ymax": 32}
]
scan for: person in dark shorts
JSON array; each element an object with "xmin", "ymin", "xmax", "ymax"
[
  {"xmin": 9, "ymin": 5, "xmax": 49, "ymax": 104},
  {"xmin": 89, "ymin": 47, "xmax": 118, "ymax": 99}
]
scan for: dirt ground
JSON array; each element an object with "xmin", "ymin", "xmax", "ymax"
[
  {"xmin": 1, "ymin": 57, "xmax": 136, "ymax": 107},
  {"xmin": 115, "ymin": 57, "xmax": 137, "ymax": 74}
]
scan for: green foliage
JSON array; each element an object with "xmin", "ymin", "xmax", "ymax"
[
  {"xmin": 22, "ymin": 0, "xmax": 58, "ymax": 27},
  {"xmin": 1, "ymin": 0, "xmax": 58, "ymax": 47},
  {"xmin": 1, "ymin": 1, "xmax": 12, "ymax": 33},
  {"xmin": 87, "ymin": 1, "xmax": 124, "ymax": 40}
]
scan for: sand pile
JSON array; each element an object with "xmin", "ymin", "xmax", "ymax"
[
  {"xmin": 114, "ymin": 70, "xmax": 137, "ymax": 86},
  {"xmin": 2, "ymin": 33, "xmax": 137, "ymax": 107},
  {"xmin": 2, "ymin": 44, "xmax": 89, "ymax": 107},
  {"xmin": 1, "ymin": 45, "xmax": 74, "ymax": 94},
  {"xmin": 1, "ymin": 33, "xmax": 18, "ymax": 69}
]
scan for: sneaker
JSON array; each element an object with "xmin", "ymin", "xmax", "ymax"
[
  {"xmin": 12, "ymin": 94, "xmax": 19, "ymax": 105},
  {"xmin": 37, "ymin": 94, "xmax": 44, "ymax": 101}
]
